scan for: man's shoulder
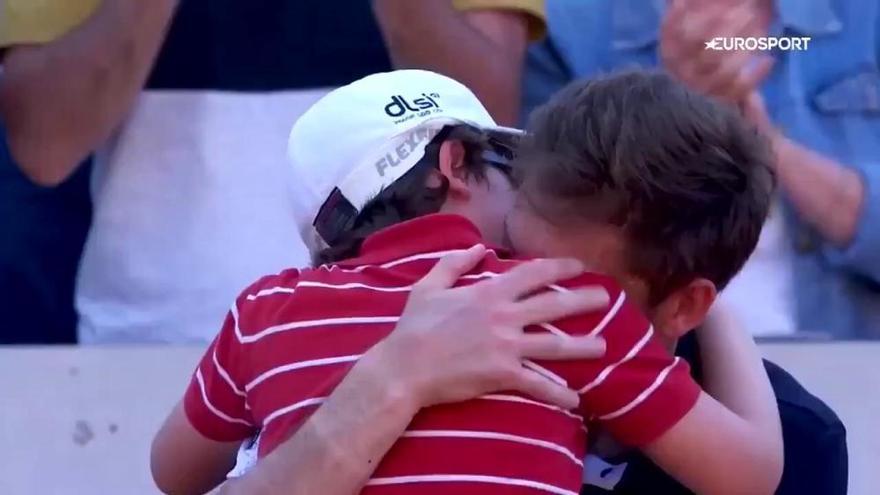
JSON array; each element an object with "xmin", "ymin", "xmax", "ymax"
[
  {"xmin": 235, "ymin": 262, "xmax": 408, "ymax": 317},
  {"xmin": 239, "ymin": 268, "xmax": 304, "ymax": 298},
  {"xmin": 236, "ymin": 264, "xmax": 376, "ymax": 307},
  {"xmin": 232, "ymin": 268, "xmax": 305, "ymax": 320}
]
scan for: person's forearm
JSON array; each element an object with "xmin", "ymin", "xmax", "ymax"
[
  {"xmin": 0, "ymin": 0, "xmax": 177, "ymax": 186},
  {"xmin": 372, "ymin": 0, "xmax": 525, "ymax": 125},
  {"xmin": 697, "ymin": 308, "xmax": 782, "ymax": 446},
  {"xmin": 694, "ymin": 309, "xmax": 783, "ymax": 493},
  {"xmin": 218, "ymin": 345, "xmax": 420, "ymax": 495},
  {"xmin": 696, "ymin": 309, "xmax": 783, "ymax": 481},
  {"xmin": 772, "ymin": 135, "xmax": 865, "ymax": 248}
]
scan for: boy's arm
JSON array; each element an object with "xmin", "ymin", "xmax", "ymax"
[
  {"xmin": 151, "ymin": 305, "xmax": 258, "ymax": 495},
  {"xmin": 559, "ymin": 279, "xmax": 782, "ymax": 495},
  {"xmin": 151, "ymin": 402, "xmax": 244, "ymax": 495},
  {"xmin": 641, "ymin": 306, "xmax": 783, "ymax": 495}
]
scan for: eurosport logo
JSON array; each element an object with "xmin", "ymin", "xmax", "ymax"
[
  {"xmin": 704, "ymin": 37, "xmax": 811, "ymax": 51},
  {"xmin": 384, "ymin": 93, "xmax": 443, "ymax": 124}
]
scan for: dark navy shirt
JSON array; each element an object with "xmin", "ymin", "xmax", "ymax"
[
  {"xmin": 148, "ymin": 0, "xmax": 391, "ymax": 91},
  {"xmin": 580, "ymin": 334, "xmax": 848, "ymax": 495},
  {"xmin": 0, "ymin": 121, "xmax": 91, "ymax": 344}
]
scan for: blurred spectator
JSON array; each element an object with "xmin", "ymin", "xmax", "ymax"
[
  {"xmin": 0, "ymin": 0, "xmax": 148, "ymax": 344},
  {"xmin": 506, "ymin": 1, "xmax": 851, "ymax": 494},
  {"xmin": 373, "ymin": 0, "xmax": 546, "ymax": 126},
  {"xmin": 0, "ymin": 0, "xmax": 547, "ymax": 344},
  {"xmin": 521, "ymin": 0, "xmax": 880, "ymax": 340}
]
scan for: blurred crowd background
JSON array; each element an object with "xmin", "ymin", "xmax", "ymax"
[{"xmin": 1, "ymin": 0, "xmax": 879, "ymax": 346}]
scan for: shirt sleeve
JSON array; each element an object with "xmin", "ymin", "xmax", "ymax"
[
  {"xmin": 0, "ymin": 0, "xmax": 100, "ymax": 48},
  {"xmin": 548, "ymin": 276, "xmax": 701, "ymax": 447},
  {"xmin": 822, "ymin": 162, "xmax": 880, "ymax": 283},
  {"xmin": 452, "ymin": 0, "xmax": 547, "ymax": 41},
  {"xmin": 183, "ymin": 303, "xmax": 257, "ymax": 443}
]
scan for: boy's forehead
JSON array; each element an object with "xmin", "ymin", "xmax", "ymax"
[{"xmin": 511, "ymin": 202, "xmax": 654, "ymax": 306}]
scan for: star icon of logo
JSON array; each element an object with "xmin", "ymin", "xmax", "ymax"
[{"xmin": 704, "ymin": 38, "xmax": 720, "ymax": 50}]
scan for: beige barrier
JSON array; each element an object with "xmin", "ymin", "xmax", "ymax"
[{"xmin": 0, "ymin": 344, "xmax": 877, "ymax": 495}]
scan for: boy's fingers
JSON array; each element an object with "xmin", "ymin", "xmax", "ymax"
[
  {"xmin": 518, "ymin": 334, "xmax": 607, "ymax": 360},
  {"xmin": 413, "ymin": 244, "xmax": 486, "ymax": 292},
  {"xmin": 491, "ymin": 258, "xmax": 585, "ymax": 300},
  {"xmin": 511, "ymin": 369, "xmax": 580, "ymax": 410},
  {"xmin": 512, "ymin": 287, "xmax": 610, "ymax": 326}
]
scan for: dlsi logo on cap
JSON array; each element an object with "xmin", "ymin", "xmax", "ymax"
[{"xmin": 384, "ymin": 93, "xmax": 442, "ymax": 124}]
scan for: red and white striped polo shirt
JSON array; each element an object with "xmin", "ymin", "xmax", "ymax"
[{"xmin": 184, "ymin": 214, "xmax": 701, "ymax": 495}]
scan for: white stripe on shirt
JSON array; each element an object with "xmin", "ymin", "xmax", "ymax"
[
  {"xmin": 402, "ymin": 430, "xmax": 583, "ymax": 467},
  {"xmin": 366, "ymin": 474, "xmax": 578, "ymax": 495},
  {"xmin": 352, "ymin": 249, "xmax": 466, "ymax": 272},
  {"xmin": 586, "ymin": 291, "xmax": 626, "ymax": 338},
  {"xmin": 598, "ymin": 357, "xmax": 683, "ymax": 420},
  {"xmin": 195, "ymin": 368, "xmax": 252, "ymax": 426},
  {"xmin": 245, "ymin": 355, "xmax": 362, "ymax": 392},
  {"xmin": 212, "ymin": 351, "xmax": 246, "ymax": 397},
  {"xmin": 479, "ymin": 394, "xmax": 584, "ymax": 422},
  {"xmin": 262, "ymin": 397, "xmax": 326, "ymax": 427},
  {"xmin": 578, "ymin": 325, "xmax": 654, "ymax": 395},
  {"xmin": 233, "ymin": 307, "xmax": 399, "ymax": 343},
  {"xmin": 246, "ymin": 286, "xmax": 296, "ymax": 300}
]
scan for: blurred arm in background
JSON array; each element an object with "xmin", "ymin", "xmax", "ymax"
[
  {"xmin": 660, "ymin": 0, "xmax": 880, "ymax": 283},
  {"xmin": 372, "ymin": 0, "xmax": 545, "ymax": 126},
  {"xmin": 742, "ymin": 93, "xmax": 879, "ymax": 282},
  {"xmin": 0, "ymin": 0, "xmax": 177, "ymax": 186}
]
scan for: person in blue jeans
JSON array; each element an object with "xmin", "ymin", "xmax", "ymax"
[
  {"xmin": 517, "ymin": 0, "xmax": 858, "ymax": 493},
  {"xmin": 523, "ymin": 0, "xmax": 880, "ymax": 341}
]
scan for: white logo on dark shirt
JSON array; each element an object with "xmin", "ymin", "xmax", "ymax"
[{"xmin": 584, "ymin": 454, "xmax": 628, "ymax": 491}]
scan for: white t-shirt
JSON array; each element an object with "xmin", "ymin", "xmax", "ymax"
[
  {"xmin": 76, "ymin": 89, "xmax": 330, "ymax": 344},
  {"xmin": 719, "ymin": 201, "xmax": 797, "ymax": 336}
]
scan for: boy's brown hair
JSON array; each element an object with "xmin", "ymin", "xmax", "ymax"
[{"xmin": 516, "ymin": 70, "xmax": 776, "ymax": 305}]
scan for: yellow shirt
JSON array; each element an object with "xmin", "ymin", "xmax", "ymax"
[
  {"xmin": 0, "ymin": 0, "xmax": 546, "ymax": 48},
  {"xmin": 454, "ymin": 0, "xmax": 547, "ymax": 40},
  {"xmin": 0, "ymin": 0, "xmax": 100, "ymax": 47}
]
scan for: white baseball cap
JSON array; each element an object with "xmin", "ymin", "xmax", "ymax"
[{"xmin": 287, "ymin": 69, "xmax": 518, "ymax": 253}]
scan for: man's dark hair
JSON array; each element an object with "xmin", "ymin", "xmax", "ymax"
[
  {"xmin": 516, "ymin": 70, "xmax": 776, "ymax": 305},
  {"xmin": 316, "ymin": 125, "xmax": 503, "ymax": 265}
]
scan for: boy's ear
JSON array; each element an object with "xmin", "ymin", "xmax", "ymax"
[
  {"xmin": 437, "ymin": 139, "xmax": 470, "ymax": 198},
  {"xmin": 653, "ymin": 278, "xmax": 717, "ymax": 340}
]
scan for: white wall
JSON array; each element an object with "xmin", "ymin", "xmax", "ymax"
[{"xmin": 0, "ymin": 343, "xmax": 877, "ymax": 495}]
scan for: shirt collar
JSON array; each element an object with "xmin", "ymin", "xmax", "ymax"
[{"xmin": 335, "ymin": 214, "xmax": 508, "ymax": 268}]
